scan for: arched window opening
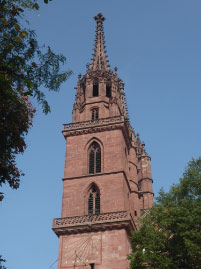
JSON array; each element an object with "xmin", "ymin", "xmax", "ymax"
[
  {"xmin": 91, "ymin": 108, "xmax": 99, "ymax": 120},
  {"xmin": 89, "ymin": 142, "xmax": 101, "ymax": 174},
  {"xmin": 106, "ymin": 84, "xmax": 111, "ymax": 97},
  {"xmin": 93, "ymin": 81, "xmax": 99, "ymax": 97},
  {"xmin": 88, "ymin": 184, "xmax": 100, "ymax": 215}
]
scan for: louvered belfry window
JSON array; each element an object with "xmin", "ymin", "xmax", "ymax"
[
  {"xmin": 91, "ymin": 108, "xmax": 99, "ymax": 120},
  {"xmin": 88, "ymin": 185, "xmax": 100, "ymax": 215},
  {"xmin": 89, "ymin": 142, "xmax": 101, "ymax": 174}
]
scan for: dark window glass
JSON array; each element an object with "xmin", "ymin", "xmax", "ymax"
[
  {"xmin": 93, "ymin": 84, "xmax": 99, "ymax": 97},
  {"xmin": 106, "ymin": 85, "xmax": 111, "ymax": 97},
  {"xmin": 90, "ymin": 264, "xmax": 95, "ymax": 269},
  {"xmin": 89, "ymin": 142, "xmax": 101, "ymax": 174}
]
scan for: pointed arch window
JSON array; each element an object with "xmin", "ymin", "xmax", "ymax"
[
  {"xmin": 88, "ymin": 184, "xmax": 100, "ymax": 215},
  {"xmin": 89, "ymin": 142, "xmax": 101, "ymax": 174}
]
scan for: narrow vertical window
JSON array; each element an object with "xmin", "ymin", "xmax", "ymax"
[
  {"xmin": 91, "ymin": 108, "xmax": 99, "ymax": 120},
  {"xmin": 95, "ymin": 193, "xmax": 100, "ymax": 214},
  {"xmin": 88, "ymin": 184, "xmax": 100, "ymax": 215},
  {"xmin": 89, "ymin": 150, "xmax": 95, "ymax": 174},
  {"xmin": 106, "ymin": 84, "xmax": 111, "ymax": 97},
  {"xmin": 93, "ymin": 82, "xmax": 99, "ymax": 97},
  {"xmin": 89, "ymin": 142, "xmax": 101, "ymax": 174},
  {"xmin": 96, "ymin": 149, "xmax": 101, "ymax": 173},
  {"xmin": 88, "ymin": 193, "xmax": 93, "ymax": 215}
]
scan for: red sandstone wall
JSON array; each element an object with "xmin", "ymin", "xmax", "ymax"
[
  {"xmin": 64, "ymin": 129, "xmax": 127, "ymax": 178},
  {"xmin": 57, "ymin": 229, "xmax": 131, "ymax": 269},
  {"xmin": 61, "ymin": 172, "xmax": 130, "ymax": 218}
]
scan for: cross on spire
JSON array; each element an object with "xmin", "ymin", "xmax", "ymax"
[{"xmin": 90, "ymin": 13, "xmax": 110, "ymax": 71}]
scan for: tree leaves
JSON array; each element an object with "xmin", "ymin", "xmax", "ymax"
[
  {"xmin": 33, "ymin": 3, "xmax": 39, "ymax": 10},
  {"xmin": 0, "ymin": 255, "xmax": 6, "ymax": 269},
  {"xmin": 14, "ymin": 23, "xmax": 21, "ymax": 32},
  {"xmin": 1, "ymin": 18, "xmax": 8, "ymax": 26},
  {"xmin": 19, "ymin": 30, "xmax": 28, "ymax": 38},
  {"xmin": 129, "ymin": 157, "xmax": 201, "ymax": 269},
  {"xmin": 13, "ymin": 36, "xmax": 22, "ymax": 42},
  {"xmin": 0, "ymin": 0, "xmax": 72, "ymax": 200},
  {"xmin": 44, "ymin": 0, "xmax": 53, "ymax": 4}
]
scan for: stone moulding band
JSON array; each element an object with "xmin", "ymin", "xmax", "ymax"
[
  {"xmin": 62, "ymin": 115, "xmax": 132, "ymax": 149},
  {"xmin": 62, "ymin": 115, "xmax": 125, "ymax": 131}
]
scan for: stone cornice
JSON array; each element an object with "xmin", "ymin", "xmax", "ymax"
[
  {"xmin": 63, "ymin": 170, "xmax": 133, "ymax": 195},
  {"xmin": 63, "ymin": 116, "xmax": 124, "ymax": 132},
  {"xmin": 81, "ymin": 99, "xmax": 109, "ymax": 108},
  {"xmin": 63, "ymin": 170, "xmax": 125, "ymax": 181},
  {"xmin": 52, "ymin": 211, "xmax": 136, "ymax": 236},
  {"xmin": 62, "ymin": 116, "xmax": 132, "ymax": 149}
]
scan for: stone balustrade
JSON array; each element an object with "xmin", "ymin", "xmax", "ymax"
[
  {"xmin": 53, "ymin": 211, "xmax": 131, "ymax": 229},
  {"xmin": 63, "ymin": 115, "xmax": 125, "ymax": 131}
]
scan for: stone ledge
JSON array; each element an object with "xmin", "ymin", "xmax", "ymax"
[
  {"xmin": 62, "ymin": 116, "xmax": 132, "ymax": 150},
  {"xmin": 52, "ymin": 211, "xmax": 136, "ymax": 236},
  {"xmin": 63, "ymin": 115, "xmax": 125, "ymax": 132}
]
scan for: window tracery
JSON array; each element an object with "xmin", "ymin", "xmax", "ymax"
[
  {"xmin": 89, "ymin": 142, "xmax": 101, "ymax": 174},
  {"xmin": 88, "ymin": 184, "xmax": 100, "ymax": 215}
]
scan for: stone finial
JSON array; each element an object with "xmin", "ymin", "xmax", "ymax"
[
  {"xmin": 136, "ymin": 133, "xmax": 141, "ymax": 143},
  {"xmin": 78, "ymin": 73, "xmax": 81, "ymax": 81},
  {"xmin": 114, "ymin": 67, "xmax": 118, "ymax": 75}
]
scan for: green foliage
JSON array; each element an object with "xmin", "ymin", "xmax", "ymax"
[
  {"xmin": 0, "ymin": 0, "xmax": 72, "ymax": 200},
  {"xmin": 0, "ymin": 256, "xmax": 6, "ymax": 269},
  {"xmin": 129, "ymin": 157, "xmax": 201, "ymax": 269}
]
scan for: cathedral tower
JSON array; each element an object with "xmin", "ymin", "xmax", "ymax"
[{"xmin": 53, "ymin": 13, "xmax": 154, "ymax": 269}]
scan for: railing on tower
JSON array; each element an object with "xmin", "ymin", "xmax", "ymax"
[
  {"xmin": 63, "ymin": 115, "xmax": 125, "ymax": 131},
  {"xmin": 53, "ymin": 211, "xmax": 134, "ymax": 229}
]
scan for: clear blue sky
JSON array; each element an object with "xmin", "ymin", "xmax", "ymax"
[{"xmin": 1, "ymin": 0, "xmax": 201, "ymax": 268}]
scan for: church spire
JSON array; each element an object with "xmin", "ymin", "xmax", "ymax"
[{"xmin": 90, "ymin": 13, "xmax": 110, "ymax": 71}]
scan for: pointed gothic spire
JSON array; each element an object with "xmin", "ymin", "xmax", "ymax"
[{"xmin": 90, "ymin": 13, "xmax": 110, "ymax": 71}]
